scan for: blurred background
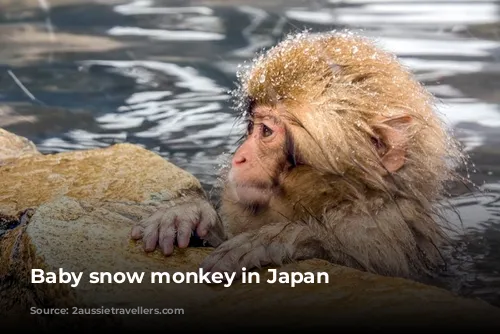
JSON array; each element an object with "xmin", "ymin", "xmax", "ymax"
[{"xmin": 0, "ymin": 0, "xmax": 499, "ymax": 307}]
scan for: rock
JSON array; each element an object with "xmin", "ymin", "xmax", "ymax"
[
  {"xmin": 0, "ymin": 142, "xmax": 203, "ymax": 217},
  {"xmin": 460, "ymin": 22, "xmax": 500, "ymax": 41},
  {"xmin": 0, "ymin": 103, "xmax": 98, "ymax": 141},
  {"xmin": 0, "ymin": 128, "xmax": 40, "ymax": 162},
  {"xmin": 0, "ymin": 139, "xmax": 499, "ymax": 331},
  {"xmin": 0, "ymin": 23, "xmax": 124, "ymax": 65},
  {"xmin": 0, "ymin": 105, "xmax": 37, "ymax": 129}
]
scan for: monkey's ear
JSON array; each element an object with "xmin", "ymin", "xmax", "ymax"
[{"xmin": 371, "ymin": 115, "xmax": 413, "ymax": 174}]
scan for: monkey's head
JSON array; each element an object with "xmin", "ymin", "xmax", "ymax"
[{"xmin": 222, "ymin": 31, "xmax": 463, "ymax": 225}]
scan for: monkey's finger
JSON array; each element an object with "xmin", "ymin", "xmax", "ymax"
[
  {"xmin": 134, "ymin": 207, "xmax": 169, "ymax": 244},
  {"xmin": 176, "ymin": 218, "xmax": 196, "ymax": 249},
  {"xmin": 130, "ymin": 225, "xmax": 144, "ymax": 239},
  {"xmin": 200, "ymin": 240, "xmax": 250, "ymax": 273},
  {"xmin": 201, "ymin": 256, "xmax": 244, "ymax": 281},
  {"xmin": 199, "ymin": 251, "xmax": 224, "ymax": 273},
  {"xmin": 142, "ymin": 220, "xmax": 160, "ymax": 252},
  {"xmin": 196, "ymin": 202, "xmax": 218, "ymax": 237},
  {"xmin": 159, "ymin": 224, "xmax": 176, "ymax": 256},
  {"xmin": 238, "ymin": 246, "xmax": 270, "ymax": 272},
  {"xmin": 206, "ymin": 249, "xmax": 250, "ymax": 275},
  {"xmin": 169, "ymin": 203, "xmax": 199, "ymax": 248}
]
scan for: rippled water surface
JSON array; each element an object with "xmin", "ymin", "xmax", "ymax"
[{"xmin": 1, "ymin": 0, "xmax": 500, "ymax": 306}]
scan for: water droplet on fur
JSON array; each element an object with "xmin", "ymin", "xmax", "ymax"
[{"xmin": 259, "ymin": 74, "xmax": 266, "ymax": 83}]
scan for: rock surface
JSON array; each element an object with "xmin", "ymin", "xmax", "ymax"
[
  {"xmin": 0, "ymin": 128, "xmax": 40, "ymax": 162},
  {"xmin": 0, "ymin": 141, "xmax": 203, "ymax": 217},
  {"xmin": 0, "ymin": 132, "xmax": 499, "ymax": 330},
  {"xmin": 0, "ymin": 23, "xmax": 124, "ymax": 65}
]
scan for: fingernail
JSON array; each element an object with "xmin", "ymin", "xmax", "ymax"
[{"xmin": 162, "ymin": 244, "xmax": 173, "ymax": 256}]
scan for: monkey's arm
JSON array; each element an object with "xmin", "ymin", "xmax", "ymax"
[
  {"xmin": 131, "ymin": 191, "xmax": 227, "ymax": 255},
  {"xmin": 199, "ymin": 214, "xmax": 426, "ymax": 278},
  {"xmin": 199, "ymin": 221, "xmax": 321, "ymax": 276}
]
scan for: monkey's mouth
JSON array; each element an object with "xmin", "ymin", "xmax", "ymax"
[{"xmin": 228, "ymin": 182, "xmax": 274, "ymax": 206}]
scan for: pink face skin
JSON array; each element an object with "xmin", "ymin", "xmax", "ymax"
[{"xmin": 226, "ymin": 107, "xmax": 287, "ymax": 207}]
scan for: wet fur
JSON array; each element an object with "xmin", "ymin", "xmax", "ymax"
[
  {"xmin": 132, "ymin": 30, "xmax": 465, "ymax": 282},
  {"xmin": 206, "ymin": 31, "xmax": 465, "ymax": 280}
]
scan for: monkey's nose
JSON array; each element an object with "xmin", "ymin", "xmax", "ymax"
[{"xmin": 232, "ymin": 155, "xmax": 246, "ymax": 166}]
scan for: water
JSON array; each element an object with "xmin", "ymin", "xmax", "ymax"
[{"xmin": 1, "ymin": 0, "xmax": 499, "ymax": 306}]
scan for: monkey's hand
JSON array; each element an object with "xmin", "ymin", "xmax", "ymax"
[
  {"xmin": 200, "ymin": 222, "xmax": 313, "ymax": 278},
  {"xmin": 131, "ymin": 195, "xmax": 224, "ymax": 255}
]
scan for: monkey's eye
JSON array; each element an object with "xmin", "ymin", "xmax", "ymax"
[
  {"xmin": 262, "ymin": 124, "xmax": 273, "ymax": 138},
  {"xmin": 247, "ymin": 120, "xmax": 254, "ymax": 135}
]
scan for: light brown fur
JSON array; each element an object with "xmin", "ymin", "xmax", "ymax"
[{"xmin": 132, "ymin": 31, "xmax": 464, "ymax": 281}]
